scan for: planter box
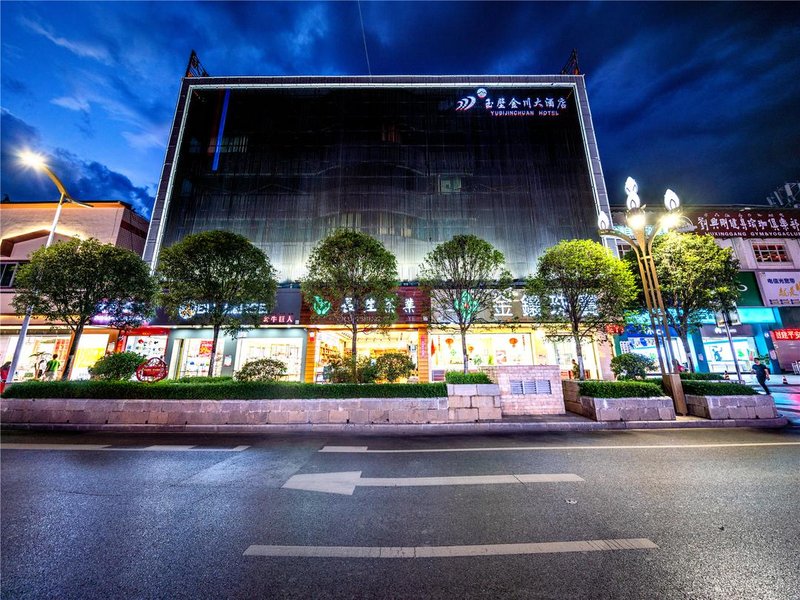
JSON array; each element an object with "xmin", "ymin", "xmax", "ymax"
[
  {"xmin": 562, "ymin": 381, "xmax": 674, "ymax": 421},
  {"xmin": 0, "ymin": 397, "xmax": 456, "ymax": 426},
  {"xmin": 685, "ymin": 394, "xmax": 778, "ymax": 420}
]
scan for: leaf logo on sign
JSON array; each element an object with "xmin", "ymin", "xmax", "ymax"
[{"xmin": 313, "ymin": 296, "xmax": 332, "ymax": 316}]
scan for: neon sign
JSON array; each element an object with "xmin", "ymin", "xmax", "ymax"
[{"xmin": 455, "ymin": 89, "xmax": 569, "ymax": 118}]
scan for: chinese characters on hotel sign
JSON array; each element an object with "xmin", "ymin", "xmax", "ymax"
[{"xmin": 455, "ymin": 88, "xmax": 569, "ymax": 118}]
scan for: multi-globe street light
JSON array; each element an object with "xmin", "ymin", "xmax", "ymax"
[
  {"xmin": 597, "ymin": 177, "xmax": 687, "ymax": 415},
  {"xmin": 3, "ymin": 153, "xmax": 91, "ymax": 385}
]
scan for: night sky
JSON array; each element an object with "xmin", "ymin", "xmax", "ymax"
[{"xmin": 1, "ymin": 1, "xmax": 798, "ymax": 219}]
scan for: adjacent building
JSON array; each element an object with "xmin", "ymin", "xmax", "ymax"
[
  {"xmin": 612, "ymin": 205, "xmax": 800, "ymax": 375},
  {"xmin": 0, "ymin": 201, "xmax": 149, "ymax": 380}
]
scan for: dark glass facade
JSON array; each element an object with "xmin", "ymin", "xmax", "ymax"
[{"xmin": 152, "ymin": 78, "xmax": 606, "ymax": 281}]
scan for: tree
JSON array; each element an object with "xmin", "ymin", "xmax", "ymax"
[
  {"xmin": 628, "ymin": 231, "xmax": 739, "ymax": 372},
  {"xmin": 418, "ymin": 234, "xmax": 512, "ymax": 374},
  {"xmin": 301, "ymin": 229, "xmax": 398, "ymax": 381},
  {"xmin": 526, "ymin": 239, "xmax": 636, "ymax": 380},
  {"xmin": 157, "ymin": 230, "xmax": 277, "ymax": 377},
  {"xmin": 12, "ymin": 238, "xmax": 156, "ymax": 380}
]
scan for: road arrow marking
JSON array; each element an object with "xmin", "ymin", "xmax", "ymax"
[
  {"xmin": 244, "ymin": 538, "xmax": 657, "ymax": 558},
  {"xmin": 320, "ymin": 442, "xmax": 800, "ymax": 454},
  {"xmin": 282, "ymin": 471, "xmax": 583, "ymax": 495}
]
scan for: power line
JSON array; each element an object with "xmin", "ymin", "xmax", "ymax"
[{"xmin": 357, "ymin": 0, "xmax": 372, "ymax": 76}]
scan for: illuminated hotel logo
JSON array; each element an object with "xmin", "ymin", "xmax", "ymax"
[{"xmin": 455, "ymin": 89, "xmax": 568, "ymax": 117}]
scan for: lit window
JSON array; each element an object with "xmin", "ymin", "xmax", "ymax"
[
  {"xmin": 438, "ymin": 176, "xmax": 462, "ymax": 193},
  {"xmin": 752, "ymin": 243, "xmax": 789, "ymax": 263}
]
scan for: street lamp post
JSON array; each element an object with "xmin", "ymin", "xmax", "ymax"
[
  {"xmin": 597, "ymin": 177, "xmax": 687, "ymax": 415},
  {"xmin": 4, "ymin": 153, "xmax": 91, "ymax": 386}
]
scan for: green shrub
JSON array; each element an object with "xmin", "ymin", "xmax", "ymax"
[
  {"xmin": 578, "ymin": 380, "xmax": 664, "ymax": 398},
  {"xmin": 680, "ymin": 372, "xmax": 724, "ymax": 381},
  {"xmin": 681, "ymin": 380, "xmax": 757, "ymax": 396},
  {"xmin": 445, "ymin": 371, "xmax": 492, "ymax": 384},
  {"xmin": 234, "ymin": 358, "xmax": 287, "ymax": 382},
  {"xmin": 88, "ymin": 352, "xmax": 145, "ymax": 381},
  {"xmin": 1, "ymin": 380, "xmax": 447, "ymax": 400},
  {"xmin": 173, "ymin": 376, "xmax": 234, "ymax": 384},
  {"xmin": 610, "ymin": 353, "xmax": 656, "ymax": 381},
  {"xmin": 375, "ymin": 352, "xmax": 416, "ymax": 383},
  {"xmin": 324, "ymin": 352, "xmax": 379, "ymax": 384}
]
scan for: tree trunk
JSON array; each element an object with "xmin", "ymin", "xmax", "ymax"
[
  {"xmin": 351, "ymin": 317, "xmax": 358, "ymax": 382},
  {"xmin": 573, "ymin": 328, "xmax": 586, "ymax": 381},
  {"xmin": 208, "ymin": 323, "xmax": 221, "ymax": 378},
  {"xmin": 60, "ymin": 322, "xmax": 85, "ymax": 381},
  {"xmin": 460, "ymin": 325, "xmax": 469, "ymax": 374},
  {"xmin": 680, "ymin": 332, "xmax": 695, "ymax": 373}
]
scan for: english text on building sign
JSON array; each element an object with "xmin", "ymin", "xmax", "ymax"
[{"xmin": 455, "ymin": 88, "xmax": 569, "ymax": 118}]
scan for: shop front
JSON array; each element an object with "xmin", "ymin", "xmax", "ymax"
[
  {"xmin": 699, "ymin": 324, "xmax": 760, "ymax": 375},
  {"xmin": 0, "ymin": 328, "xmax": 117, "ymax": 381}
]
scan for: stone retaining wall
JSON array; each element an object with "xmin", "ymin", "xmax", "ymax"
[
  {"xmin": 0, "ymin": 397, "xmax": 461, "ymax": 426},
  {"xmin": 685, "ymin": 394, "xmax": 778, "ymax": 420},
  {"xmin": 446, "ymin": 384, "xmax": 503, "ymax": 421},
  {"xmin": 481, "ymin": 365, "xmax": 565, "ymax": 415},
  {"xmin": 563, "ymin": 381, "xmax": 675, "ymax": 421}
]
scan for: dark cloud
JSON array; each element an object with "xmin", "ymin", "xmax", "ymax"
[{"xmin": 0, "ymin": 109, "xmax": 154, "ymax": 217}]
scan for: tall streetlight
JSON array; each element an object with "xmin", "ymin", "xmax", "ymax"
[
  {"xmin": 597, "ymin": 177, "xmax": 687, "ymax": 415},
  {"xmin": 4, "ymin": 153, "xmax": 91, "ymax": 385}
]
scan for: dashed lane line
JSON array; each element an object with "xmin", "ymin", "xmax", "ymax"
[
  {"xmin": 320, "ymin": 442, "xmax": 800, "ymax": 454},
  {"xmin": 0, "ymin": 444, "xmax": 250, "ymax": 452},
  {"xmin": 243, "ymin": 538, "xmax": 658, "ymax": 558}
]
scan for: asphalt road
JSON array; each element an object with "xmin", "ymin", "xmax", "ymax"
[{"xmin": 2, "ymin": 427, "xmax": 799, "ymax": 600}]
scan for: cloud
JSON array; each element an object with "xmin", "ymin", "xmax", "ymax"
[
  {"xmin": 20, "ymin": 16, "xmax": 113, "ymax": 64},
  {"xmin": 51, "ymin": 96, "xmax": 91, "ymax": 112},
  {"xmin": 0, "ymin": 109, "xmax": 154, "ymax": 218}
]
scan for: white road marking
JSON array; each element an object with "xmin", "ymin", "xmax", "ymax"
[
  {"xmin": 282, "ymin": 471, "xmax": 584, "ymax": 495},
  {"xmin": 0, "ymin": 444, "xmax": 111, "ymax": 451},
  {"xmin": 0, "ymin": 444, "xmax": 250, "ymax": 452},
  {"xmin": 244, "ymin": 538, "xmax": 658, "ymax": 558},
  {"xmin": 320, "ymin": 442, "xmax": 800, "ymax": 454}
]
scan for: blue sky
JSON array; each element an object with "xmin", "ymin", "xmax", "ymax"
[{"xmin": 1, "ymin": 1, "xmax": 798, "ymax": 219}]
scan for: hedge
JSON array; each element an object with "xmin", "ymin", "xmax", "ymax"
[
  {"xmin": 578, "ymin": 380, "xmax": 664, "ymax": 398},
  {"xmin": 680, "ymin": 380, "xmax": 758, "ymax": 396},
  {"xmin": 445, "ymin": 371, "xmax": 492, "ymax": 384},
  {"xmin": 1, "ymin": 380, "xmax": 447, "ymax": 400},
  {"xmin": 680, "ymin": 372, "xmax": 724, "ymax": 381}
]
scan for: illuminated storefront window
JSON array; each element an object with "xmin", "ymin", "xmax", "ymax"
[{"xmin": 236, "ymin": 338, "xmax": 303, "ymax": 381}]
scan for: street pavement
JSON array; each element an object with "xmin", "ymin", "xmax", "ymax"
[{"xmin": 1, "ymin": 426, "xmax": 798, "ymax": 599}]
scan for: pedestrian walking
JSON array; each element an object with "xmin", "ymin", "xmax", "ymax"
[
  {"xmin": 751, "ymin": 358, "xmax": 770, "ymax": 394},
  {"xmin": 0, "ymin": 361, "xmax": 11, "ymax": 393},
  {"xmin": 43, "ymin": 354, "xmax": 60, "ymax": 381}
]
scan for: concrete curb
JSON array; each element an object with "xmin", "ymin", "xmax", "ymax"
[{"xmin": 1, "ymin": 417, "xmax": 788, "ymax": 436}]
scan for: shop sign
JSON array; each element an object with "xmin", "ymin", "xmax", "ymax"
[
  {"xmin": 682, "ymin": 209, "xmax": 800, "ymax": 238},
  {"xmin": 301, "ymin": 287, "xmax": 430, "ymax": 325},
  {"xmin": 735, "ymin": 272, "xmax": 763, "ymax": 306},
  {"xmin": 261, "ymin": 313, "xmax": 296, "ymax": 324},
  {"xmin": 700, "ymin": 324, "xmax": 755, "ymax": 338},
  {"xmin": 755, "ymin": 271, "xmax": 800, "ymax": 306},
  {"xmin": 455, "ymin": 88, "xmax": 569, "ymax": 118},
  {"xmin": 135, "ymin": 357, "xmax": 168, "ymax": 383},
  {"xmin": 771, "ymin": 328, "xmax": 800, "ymax": 341}
]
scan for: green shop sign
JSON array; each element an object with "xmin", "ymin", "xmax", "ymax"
[{"xmin": 735, "ymin": 272, "xmax": 763, "ymax": 307}]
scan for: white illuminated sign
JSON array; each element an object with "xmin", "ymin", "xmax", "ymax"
[{"xmin": 455, "ymin": 89, "xmax": 569, "ymax": 117}]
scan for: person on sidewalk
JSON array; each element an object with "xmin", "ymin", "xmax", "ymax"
[
  {"xmin": 43, "ymin": 354, "xmax": 60, "ymax": 381},
  {"xmin": 751, "ymin": 358, "xmax": 770, "ymax": 394}
]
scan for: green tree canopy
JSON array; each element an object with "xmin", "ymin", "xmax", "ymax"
[
  {"xmin": 526, "ymin": 239, "xmax": 636, "ymax": 380},
  {"xmin": 12, "ymin": 238, "xmax": 156, "ymax": 380},
  {"xmin": 157, "ymin": 230, "xmax": 277, "ymax": 377},
  {"xmin": 626, "ymin": 231, "xmax": 740, "ymax": 372},
  {"xmin": 418, "ymin": 234, "xmax": 512, "ymax": 373},
  {"xmin": 301, "ymin": 229, "xmax": 398, "ymax": 381}
]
